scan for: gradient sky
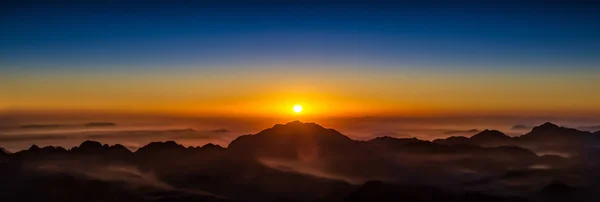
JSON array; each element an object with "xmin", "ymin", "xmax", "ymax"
[{"xmin": 2, "ymin": 1, "xmax": 600, "ymax": 118}]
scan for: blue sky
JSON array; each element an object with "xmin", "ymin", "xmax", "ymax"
[{"xmin": 2, "ymin": 1, "xmax": 600, "ymax": 71}]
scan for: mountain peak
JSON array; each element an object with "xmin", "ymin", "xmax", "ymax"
[
  {"xmin": 262, "ymin": 121, "xmax": 342, "ymax": 138},
  {"xmin": 535, "ymin": 122, "xmax": 560, "ymax": 130},
  {"xmin": 106, "ymin": 144, "xmax": 131, "ymax": 153},
  {"xmin": 136, "ymin": 141, "xmax": 185, "ymax": 154},
  {"xmin": 70, "ymin": 141, "xmax": 131, "ymax": 155},
  {"xmin": 200, "ymin": 143, "xmax": 223, "ymax": 149},
  {"xmin": 227, "ymin": 121, "xmax": 354, "ymax": 158},
  {"xmin": 433, "ymin": 129, "xmax": 513, "ymax": 146},
  {"xmin": 520, "ymin": 122, "xmax": 595, "ymax": 143},
  {"xmin": 525, "ymin": 122, "xmax": 562, "ymax": 136},
  {"xmin": 470, "ymin": 130, "xmax": 511, "ymax": 141},
  {"xmin": 28, "ymin": 144, "xmax": 40, "ymax": 151},
  {"xmin": 79, "ymin": 140, "xmax": 103, "ymax": 148},
  {"xmin": 71, "ymin": 140, "xmax": 104, "ymax": 153},
  {"xmin": 527, "ymin": 122, "xmax": 587, "ymax": 135},
  {"xmin": 274, "ymin": 121, "xmax": 325, "ymax": 130},
  {"xmin": 144, "ymin": 141, "xmax": 183, "ymax": 148}
]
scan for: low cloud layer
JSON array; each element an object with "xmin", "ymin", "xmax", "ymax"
[{"xmin": 0, "ymin": 129, "xmax": 236, "ymax": 152}]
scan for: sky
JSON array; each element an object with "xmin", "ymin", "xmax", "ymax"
[{"xmin": 2, "ymin": 1, "xmax": 600, "ymax": 120}]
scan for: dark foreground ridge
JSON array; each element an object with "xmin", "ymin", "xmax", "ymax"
[{"xmin": 2, "ymin": 121, "xmax": 600, "ymax": 202}]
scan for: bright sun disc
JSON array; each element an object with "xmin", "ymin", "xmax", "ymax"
[{"xmin": 293, "ymin": 105, "xmax": 303, "ymax": 113}]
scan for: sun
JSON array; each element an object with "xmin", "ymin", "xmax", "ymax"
[{"xmin": 293, "ymin": 105, "xmax": 303, "ymax": 113}]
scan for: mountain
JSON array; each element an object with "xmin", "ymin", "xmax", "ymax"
[
  {"xmin": 469, "ymin": 129, "xmax": 514, "ymax": 146},
  {"xmin": 431, "ymin": 122, "xmax": 600, "ymax": 175},
  {"xmin": 71, "ymin": 140, "xmax": 131, "ymax": 154},
  {"xmin": 134, "ymin": 141, "xmax": 225, "ymax": 165},
  {"xmin": 519, "ymin": 122, "xmax": 598, "ymax": 146},
  {"xmin": 69, "ymin": 141, "xmax": 133, "ymax": 163},
  {"xmin": 228, "ymin": 121, "xmax": 396, "ymax": 181},
  {"xmin": 434, "ymin": 122, "xmax": 600, "ymax": 156},
  {"xmin": 3, "ymin": 121, "xmax": 600, "ymax": 201},
  {"xmin": 433, "ymin": 129, "xmax": 514, "ymax": 147},
  {"xmin": 136, "ymin": 141, "xmax": 186, "ymax": 155},
  {"xmin": 227, "ymin": 121, "xmax": 367, "ymax": 165},
  {"xmin": 134, "ymin": 141, "xmax": 225, "ymax": 173},
  {"xmin": 228, "ymin": 121, "xmax": 355, "ymax": 156},
  {"xmin": 17, "ymin": 144, "xmax": 68, "ymax": 156}
]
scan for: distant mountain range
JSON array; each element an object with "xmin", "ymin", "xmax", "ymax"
[
  {"xmin": 20, "ymin": 122, "xmax": 117, "ymax": 129},
  {"xmin": 2, "ymin": 121, "xmax": 600, "ymax": 202},
  {"xmin": 434, "ymin": 122, "xmax": 600, "ymax": 157}
]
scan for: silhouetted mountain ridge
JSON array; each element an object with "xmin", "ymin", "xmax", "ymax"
[
  {"xmin": 434, "ymin": 122, "xmax": 600, "ymax": 154},
  {"xmin": 71, "ymin": 140, "xmax": 131, "ymax": 154},
  {"xmin": 228, "ymin": 121, "xmax": 357, "ymax": 159},
  {"xmin": 136, "ymin": 141, "xmax": 185, "ymax": 153},
  {"xmin": 24, "ymin": 144, "xmax": 67, "ymax": 154},
  {"xmin": 2, "ymin": 121, "xmax": 600, "ymax": 202},
  {"xmin": 433, "ymin": 129, "xmax": 514, "ymax": 147},
  {"xmin": 519, "ymin": 122, "xmax": 597, "ymax": 143},
  {"xmin": 471, "ymin": 129, "xmax": 511, "ymax": 140}
]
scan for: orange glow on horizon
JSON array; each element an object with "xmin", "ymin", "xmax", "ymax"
[{"xmin": 2, "ymin": 66, "xmax": 600, "ymax": 118}]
